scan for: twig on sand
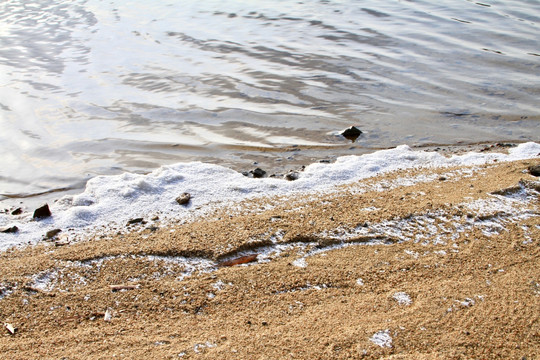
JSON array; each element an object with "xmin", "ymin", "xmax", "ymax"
[{"xmin": 218, "ymin": 254, "xmax": 258, "ymax": 267}]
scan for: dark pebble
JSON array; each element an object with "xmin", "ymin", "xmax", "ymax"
[
  {"xmin": 496, "ymin": 143, "xmax": 515, "ymax": 148},
  {"xmin": 341, "ymin": 126, "xmax": 362, "ymax": 141},
  {"xmin": 528, "ymin": 164, "xmax": 540, "ymax": 176},
  {"xmin": 11, "ymin": 208, "xmax": 23, "ymax": 215},
  {"xmin": 176, "ymin": 192, "xmax": 191, "ymax": 205},
  {"xmin": 45, "ymin": 229, "xmax": 62, "ymax": 239},
  {"xmin": 127, "ymin": 218, "xmax": 145, "ymax": 225},
  {"xmin": 0, "ymin": 226, "xmax": 18, "ymax": 234},
  {"xmin": 285, "ymin": 172, "xmax": 299, "ymax": 181},
  {"xmin": 33, "ymin": 204, "xmax": 51, "ymax": 219},
  {"xmin": 251, "ymin": 168, "xmax": 266, "ymax": 178}
]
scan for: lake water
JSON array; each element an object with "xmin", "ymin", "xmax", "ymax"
[{"xmin": 1, "ymin": 0, "xmax": 539, "ymax": 208}]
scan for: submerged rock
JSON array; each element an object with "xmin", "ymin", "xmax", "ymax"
[
  {"xmin": 33, "ymin": 204, "xmax": 51, "ymax": 219},
  {"xmin": 176, "ymin": 193, "xmax": 191, "ymax": 205},
  {"xmin": 341, "ymin": 126, "xmax": 362, "ymax": 141}
]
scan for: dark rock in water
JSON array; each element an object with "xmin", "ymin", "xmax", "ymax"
[
  {"xmin": 11, "ymin": 208, "xmax": 22, "ymax": 215},
  {"xmin": 0, "ymin": 226, "xmax": 18, "ymax": 234},
  {"xmin": 127, "ymin": 218, "xmax": 145, "ymax": 225},
  {"xmin": 528, "ymin": 165, "xmax": 540, "ymax": 177},
  {"xmin": 285, "ymin": 172, "xmax": 299, "ymax": 181},
  {"xmin": 251, "ymin": 168, "xmax": 266, "ymax": 178},
  {"xmin": 176, "ymin": 193, "xmax": 191, "ymax": 205},
  {"xmin": 496, "ymin": 143, "xmax": 515, "ymax": 148},
  {"xmin": 33, "ymin": 204, "xmax": 51, "ymax": 219},
  {"xmin": 45, "ymin": 229, "xmax": 61, "ymax": 239},
  {"xmin": 341, "ymin": 126, "xmax": 362, "ymax": 141}
]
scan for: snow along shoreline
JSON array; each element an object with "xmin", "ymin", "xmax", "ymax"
[{"xmin": 1, "ymin": 142, "xmax": 539, "ymax": 251}]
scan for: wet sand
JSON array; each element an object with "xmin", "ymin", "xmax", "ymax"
[{"xmin": 0, "ymin": 147, "xmax": 539, "ymax": 359}]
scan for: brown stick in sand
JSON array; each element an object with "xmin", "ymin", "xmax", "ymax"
[
  {"xmin": 218, "ymin": 254, "xmax": 258, "ymax": 267},
  {"xmin": 109, "ymin": 284, "xmax": 139, "ymax": 292}
]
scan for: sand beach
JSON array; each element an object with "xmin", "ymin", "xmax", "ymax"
[{"xmin": 0, "ymin": 143, "xmax": 539, "ymax": 359}]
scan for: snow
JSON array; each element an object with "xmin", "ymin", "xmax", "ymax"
[
  {"xmin": 393, "ymin": 292, "xmax": 412, "ymax": 306},
  {"xmin": 370, "ymin": 329, "xmax": 393, "ymax": 348},
  {"xmin": 1, "ymin": 142, "xmax": 539, "ymax": 251}
]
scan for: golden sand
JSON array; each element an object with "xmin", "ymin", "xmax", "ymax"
[{"xmin": 0, "ymin": 154, "xmax": 539, "ymax": 359}]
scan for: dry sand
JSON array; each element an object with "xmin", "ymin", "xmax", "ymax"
[{"xmin": 0, "ymin": 148, "xmax": 539, "ymax": 359}]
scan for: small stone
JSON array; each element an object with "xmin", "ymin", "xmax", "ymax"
[
  {"xmin": 11, "ymin": 208, "xmax": 22, "ymax": 215},
  {"xmin": 45, "ymin": 229, "xmax": 62, "ymax": 239},
  {"xmin": 127, "ymin": 218, "xmax": 144, "ymax": 225},
  {"xmin": 341, "ymin": 126, "xmax": 362, "ymax": 141},
  {"xmin": 0, "ymin": 226, "xmax": 18, "ymax": 234},
  {"xmin": 251, "ymin": 168, "xmax": 266, "ymax": 178},
  {"xmin": 528, "ymin": 164, "xmax": 540, "ymax": 176},
  {"xmin": 4, "ymin": 323, "xmax": 16, "ymax": 335},
  {"xmin": 284, "ymin": 172, "xmax": 299, "ymax": 181},
  {"xmin": 33, "ymin": 204, "xmax": 51, "ymax": 219},
  {"xmin": 104, "ymin": 309, "xmax": 112, "ymax": 322},
  {"xmin": 176, "ymin": 193, "xmax": 191, "ymax": 205}
]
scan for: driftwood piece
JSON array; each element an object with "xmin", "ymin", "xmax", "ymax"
[
  {"xmin": 218, "ymin": 254, "xmax": 258, "ymax": 267},
  {"xmin": 109, "ymin": 284, "xmax": 139, "ymax": 292}
]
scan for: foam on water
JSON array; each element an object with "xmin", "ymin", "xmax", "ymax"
[{"xmin": 0, "ymin": 143, "xmax": 539, "ymax": 251}]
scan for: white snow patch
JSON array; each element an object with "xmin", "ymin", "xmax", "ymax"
[
  {"xmin": 370, "ymin": 329, "xmax": 393, "ymax": 348},
  {"xmin": 292, "ymin": 257, "xmax": 307, "ymax": 268},
  {"xmin": 194, "ymin": 341, "xmax": 217, "ymax": 353},
  {"xmin": 393, "ymin": 292, "xmax": 412, "ymax": 306},
  {"xmin": 0, "ymin": 284, "xmax": 14, "ymax": 300},
  {"xmin": 30, "ymin": 270, "xmax": 58, "ymax": 292}
]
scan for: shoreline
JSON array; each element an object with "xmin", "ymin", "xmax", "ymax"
[
  {"xmin": 0, "ymin": 143, "xmax": 539, "ymax": 358},
  {"xmin": 0, "ymin": 140, "xmax": 530, "ymax": 212}
]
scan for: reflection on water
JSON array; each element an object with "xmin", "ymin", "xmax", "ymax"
[{"xmin": 0, "ymin": 0, "xmax": 539, "ymax": 205}]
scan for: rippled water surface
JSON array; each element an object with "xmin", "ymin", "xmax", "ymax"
[{"xmin": 1, "ymin": 0, "xmax": 539, "ymax": 205}]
